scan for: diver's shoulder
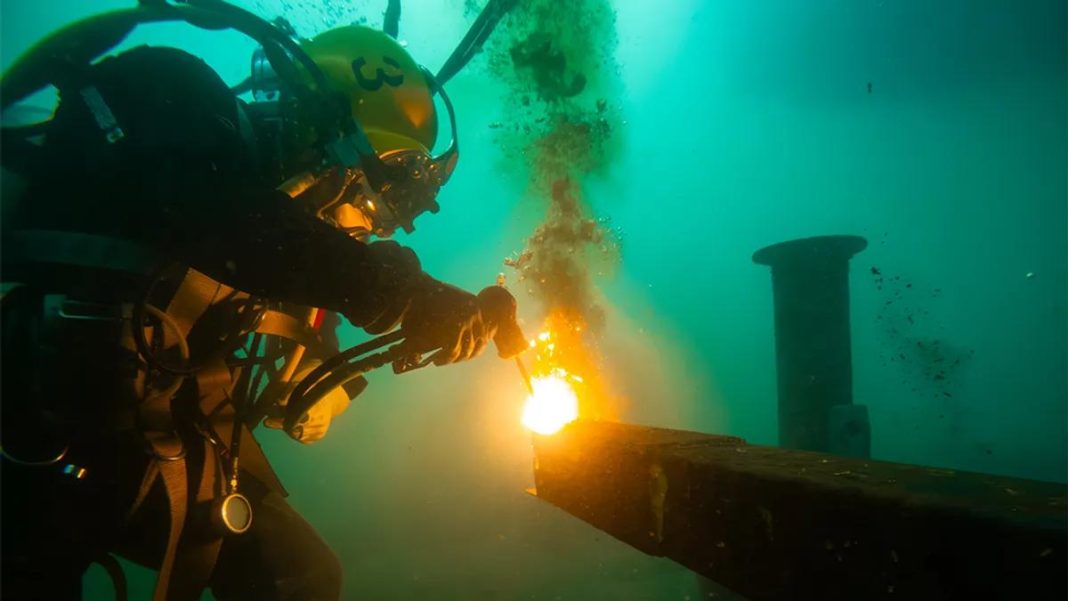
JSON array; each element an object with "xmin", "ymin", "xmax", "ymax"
[
  {"xmin": 94, "ymin": 45, "xmax": 229, "ymax": 90},
  {"xmin": 104, "ymin": 45, "xmax": 217, "ymax": 69}
]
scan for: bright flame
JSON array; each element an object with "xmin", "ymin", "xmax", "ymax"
[{"xmin": 521, "ymin": 371, "xmax": 579, "ymax": 435}]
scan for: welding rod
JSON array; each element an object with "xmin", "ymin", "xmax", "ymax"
[{"xmin": 515, "ymin": 357, "xmax": 535, "ymax": 395}]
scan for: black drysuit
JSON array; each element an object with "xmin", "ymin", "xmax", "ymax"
[{"xmin": 1, "ymin": 46, "xmax": 422, "ymax": 600}]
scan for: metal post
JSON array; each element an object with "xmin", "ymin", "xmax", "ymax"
[{"xmin": 753, "ymin": 235, "xmax": 869, "ymax": 457}]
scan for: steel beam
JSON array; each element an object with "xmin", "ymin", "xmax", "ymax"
[{"xmin": 532, "ymin": 421, "xmax": 1067, "ymax": 600}]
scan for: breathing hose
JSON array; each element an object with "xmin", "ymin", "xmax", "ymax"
[{"xmin": 436, "ymin": 0, "xmax": 519, "ymax": 86}]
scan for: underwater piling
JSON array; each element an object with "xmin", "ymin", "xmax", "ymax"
[{"xmin": 753, "ymin": 235, "xmax": 870, "ymax": 457}]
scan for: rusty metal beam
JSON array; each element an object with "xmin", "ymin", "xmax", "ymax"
[{"xmin": 532, "ymin": 421, "xmax": 1067, "ymax": 601}]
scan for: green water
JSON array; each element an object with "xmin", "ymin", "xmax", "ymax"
[{"xmin": 2, "ymin": 1, "xmax": 1065, "ymax": 599}]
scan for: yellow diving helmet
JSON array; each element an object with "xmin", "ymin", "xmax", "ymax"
[
  {"xmin": 277, "ymin": 25, "xmax": 460, "ymax": 237},
  {"xmin": 303, "ymin": 26, "xmax": 438, "ymax": 158}
]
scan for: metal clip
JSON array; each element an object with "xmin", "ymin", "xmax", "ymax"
[
  {"xmin": 145, "ymin": 435, "xmax": 186, "ymax": 462},
  {"xmin": 57, "ymin": 299, "xmax": 123, "ymax": 321},
  {"xmin": 392, "ymin": 352, "xmax": 433, "ymax": 374},
  {"xmin": 79, "ymin": 86, "xmax": 125, "ymax": 144}
]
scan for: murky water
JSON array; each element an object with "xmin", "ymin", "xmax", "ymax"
[{"xmin": 1, "ymin": 1, "xmax": 1064, "ymax": 599}]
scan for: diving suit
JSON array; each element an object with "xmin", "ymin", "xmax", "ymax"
[{"xmin": 0, "ymin": 4, "xmax": 522, "ymax": 600}]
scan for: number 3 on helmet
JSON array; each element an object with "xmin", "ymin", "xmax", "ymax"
[{"xmin": 299, "ymin": 26, "xmax": 460, "ymax": 237}]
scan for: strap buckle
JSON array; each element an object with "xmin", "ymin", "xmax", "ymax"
[
  {"xmin": 57, "ymin": 298, "xmax": 124, "ymax": 321},
  {"xmin": 79, "ymin": 86, "xmax": 125, "ymax": 143},
  {"xmin": 145, "ymin": 434, "xmax": 186, "ymax": 462}
]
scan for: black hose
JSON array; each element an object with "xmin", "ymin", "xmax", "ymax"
[
  {"xmin": 383, "ymin": 0, "xmax": 401, "ymax": 38},
  {"xmin": 182, "ymin": 0, "xmax": 332, "ymax": 93},
  {"xmin": 2, "ymin": 1, "xmax": 339, "ymax": 124},
  {"xmin": 132, "ymin": 282, "xmax": 193, "ymax": 375},
  {"xmin": 132, "ymin": 264, "xmax": 265, "ymax": 376},
  {"xmin": 295, "ymin": 346, "xmax": 398, "ymax": 415},
  {"xmin": 286, "ymin": 330, "xmax": 403, "ymax": 404},
  {"xmin": 436, "ymin": 0, "xmax": 519, "ymax": 85},
  {"xmin": 232, "ymin": 333, "xmax": 261, "ymax": 411},
  {"xmin": 282, "ymin": 330, "xmax": 404, "ymax": 431},
  {"xmin": 93, "ymin": 554, "xmax": 129, "ymax": 601},
  {"xmin": 243, "ymin": 339, "xmax": 286, "ymax": 430},
  {"xmin": 230, "ymin": 75, "xmax": 253, "ymax": 94}
]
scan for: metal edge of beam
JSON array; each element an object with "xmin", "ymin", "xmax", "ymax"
[{"xmin": 531, "ymin": 421, "xmax": 1067, "ymax": 601}]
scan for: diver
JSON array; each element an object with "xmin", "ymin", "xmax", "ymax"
[{"xmin": 0, "ymin": 1, "xmax": 522, "ymax": 599}]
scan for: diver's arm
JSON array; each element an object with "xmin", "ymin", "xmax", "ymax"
[
  {"xmin": 173, "ymin": 182, "xmax": 500, "ymax": 365},
  {"xmin": 175, "ymin": 184, "xmax": 497, "ymax": 366},
  {"xmin": 178, "ymin": 186, "xmax": 424, "ymax": 329}
]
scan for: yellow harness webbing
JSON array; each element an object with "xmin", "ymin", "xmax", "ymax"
[
  {"xmin": 127, "ymin": 267, "xmax": 324, "ymax": 600},
  {"xmin": 128, "ymin": 269, "xmax": 229, "ymax": 601}
]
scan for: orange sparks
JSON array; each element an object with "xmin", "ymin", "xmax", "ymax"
[{"xmin": 519, "ymin": 309, "xmax": 613, "ymax": 434}]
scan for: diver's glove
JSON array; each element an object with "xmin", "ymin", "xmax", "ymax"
[
  {"xmin": 475, "ymin": 285, "xmax": 527, "ymax": 359},
  {"xmin": 401, "ymin": 276, "xmax": 492, "ymax": 366},
  {"xmin": 338, "ymin": 241, "xmax": 512, "ymax": 364},
  {"xmin": 263, "ymin": 358, "xmax": 355, "ymax": 444}
]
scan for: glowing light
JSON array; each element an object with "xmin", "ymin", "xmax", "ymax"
[{"xmin": 521, "ymin": 371, "xmax": 579, "ymax": 435}]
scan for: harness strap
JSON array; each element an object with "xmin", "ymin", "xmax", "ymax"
[
  {"xmin": 5, "ymin": 236, "xmax": 312, "ymax": 596},
  {"xmin": 194, "ymin": 357, "xmax": 284, "ymax": 505},
  {"xmin": 126, "ymin": 363, "xmax": 231, "ymax": 601},
  {"xmin": 128, "ymin": 460, "xmax": 160, "ymax": 520},
  {"xmin": 125, "ymin": 274, "xmax": 227, "ymax": 601},
  {"xmin": 197, "ymin": 361, "xmax": 234, "ymax": 418},
  {"xmin": 254, "ymin": 309, "xmax": 331, "ymax": 358},
  {"xmin": 94, "ymin": 554, "xmax": 130, "ymax": 601},
  {"xmin": 133, "ymin": 374, "xmax": 189, "ymax": 601},
  {"xmin": 164, "ymin": 268, "xmax": 228, "ymax": 345},
  {"xmin": 154, "ymin": 458, "xmax": 189, "ymax": 601},
  {"xmin": 164, "ymin": 268, "xmax": 288, "ymax": 494},
  {"xmin": 165, "ymin": 359, "xmax": 232, "ymax": 599},
  {"xmin": 167, "ymin": 438, "xmax": 223, "ymax": 601}
]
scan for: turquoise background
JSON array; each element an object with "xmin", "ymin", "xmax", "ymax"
[{"xmin": 2, "ymin": 1, "xmax": 1064, "ymax": 599}]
